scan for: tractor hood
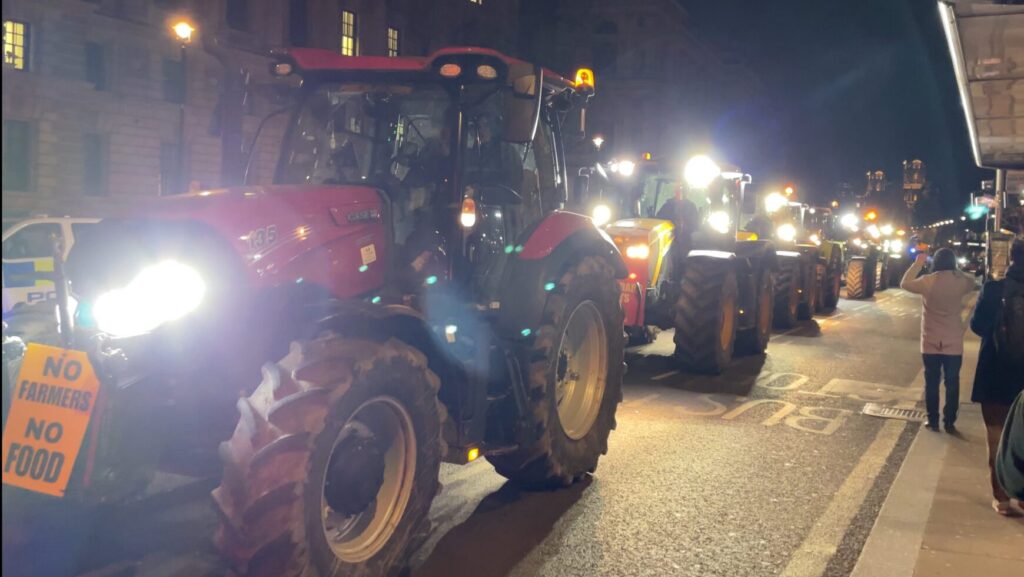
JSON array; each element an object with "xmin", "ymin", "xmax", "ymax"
[{"xmin": 68, "ymin": 184, "xmax": 388, "ymax": 305}]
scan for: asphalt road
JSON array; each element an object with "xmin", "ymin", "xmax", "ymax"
[
  {"xmin": 412, "ymin": 289, "xmax": 929, "ymax": 577},
  {"xmin": 10, "ymin": 288, "xmax": 940, "ymax": 577}
]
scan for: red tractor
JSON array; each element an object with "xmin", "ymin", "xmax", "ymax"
[{"xmin": 2, "ymin": 48, "xmax": 626, "ymax": 577}]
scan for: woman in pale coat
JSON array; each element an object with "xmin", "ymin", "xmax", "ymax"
[{"xmin": 900, "ymin": 248, "xmax": 977, "ymax": 431}]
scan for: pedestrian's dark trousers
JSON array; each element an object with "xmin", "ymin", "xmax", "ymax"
[{"xmin": 922, "ymin": 354, "xmax": 962, "ymax": 426}]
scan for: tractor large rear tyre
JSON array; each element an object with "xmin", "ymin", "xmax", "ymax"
[
  {"xmin": 672, "ymin": 258, "xmax": 739, "ymax": 374},
  {"xmin": 489, "ymin": 256, "xmax": 624, "ymax": 489},
  {"xmin": 846, "ymin": 257, "xmax": 869, "ymax": 299},
  {"xmin": 213, "ymin": 337, "xmax": 445, "ymax": 577},
  {"xmin": 773, "ymin": 259, "xmax": 800, "ymax": 328},
  {"xmin": 735, "ymin": 267, "xmax": 774, "ymax": 356}
]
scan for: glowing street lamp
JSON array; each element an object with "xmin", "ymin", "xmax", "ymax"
[
  {"xmin": 592, "ymin": 135, "xmax": 604, "ymax": 150},
  {"xmin": 172, "ymin": 20, "xmax": 195, "ymax": 44}
]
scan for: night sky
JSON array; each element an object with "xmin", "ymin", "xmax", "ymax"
[{"xmin": 680, "ymin": 0, "xmax": 991, "ymax": 223}]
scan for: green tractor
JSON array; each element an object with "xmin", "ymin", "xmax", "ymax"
[{"xmin": 751, "ymin": 194, "xmax": 844, "ymax": 327}]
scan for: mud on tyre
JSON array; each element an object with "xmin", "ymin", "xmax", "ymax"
[
  {"xmin": 489, "ymin": 256, "xmax": 624, "ymax": 489},
  {"xmin": 672, "ymin": 257, "xmax": 739, "ymax": 374},
  {"xmin": 213, "ymin": 337, "xmax": 445, "ymax": 577}
]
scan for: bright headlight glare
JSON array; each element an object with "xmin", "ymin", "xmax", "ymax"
[
  {"xmin": 777, "ymin": 223, "xmax": 797, "ymax": 242},
  {"xmin": 866, "ymin": 224, "xmax": 881, "ymax": 239},
  {"xmin": 592, "ymin": 204, "xmax": 612, "ymax": 227},
  {"xmin": 809, "ymin": 233, "xmax": 821, "ymax": 246},
  {"xmin": 764, "ymin": 192, "xmax": 788, "ymax": 214},
  {"xmin": 684, "ymin": 155, "xmax": 721, "ymax": 189},
  {"xmin": 93, "ymin": 260, "xmax": 206, "ymax": 337},
  {"xmin": 889, "ymin": 239, "xmax": 904, "ymax": 252},
  {"xmin": 625, "ymin": 244, "xmax": 650, "ymax": 260},
  {"xmin": 708, "ymin": 210, "xmax": 731, "ymax": 234},
  {"xmin": 880, "ymin": 224, "xmax": 894, "ymax": 236},
  {"xmin": 840, "ymin": 213, "xmax": 859, "ymax": 230},
  {"xmin": 617, "ymin": 160, "xmax": 636, "ymax": 177}
]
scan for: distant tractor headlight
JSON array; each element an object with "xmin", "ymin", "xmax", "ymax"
[
  {"xmin": 707, "ymin": 210, "xmax": 732, "ymax": 234},
  {"xmin": 852, "ymin": 238, "xmax": 864, "ymax": 248},
  {"xmin": 809, "ymin": 233, "xmax": 821, "ymax": 246},
  {"xmin": 764, "ymin": 192, "xmax": 788, "ymax": 214},
  {"xmin": 592, "ymin": 204, "xmax": 612, "ymax": 227},
  {"xmin": 840, "ymin": 213, "xmax": 859, "ymax": 231},
  {"xmin": 958, "ymin": 257, "xmax": 967, "ymax": 266},
  {"xmin": 625, "ymin": 244, "xmax": 650, "ymax": 260},
  {"xmin": 92, "ymin": 260, "xmax": 207, "ymax": 337},
  {"xmin": 684, "ymin": 155, "xmax": 721, "ymax": 189},
  {"xmin": 776, "ymin": 223, "xmax": 797, "ymax": 242},
  {"xmin": 889, "ymin": 239, "xmax": 904, "ymax": 253}
]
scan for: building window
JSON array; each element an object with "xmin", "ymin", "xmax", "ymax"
[
  {"xmin": 83, "ymin": 134, "xmax": 107, "ymax": 196},
  {"xmin": 160, "ymin": 143, "xmax": 181, "ymax": 195},
  {"xmin": 85, "ymin": 42, "xmax": 107, "ymax": 90},
  {"xmin": 340, "ymin": 10, "xmax": 357, "ymax": 56},
  {"xmin": 289, "ymin": 0, "xmax": 309, "ymax": 47},
  {"xmin": 226, "ymin": 0, "xmax": 248, "ymax": 31},
  {"xmin": 3, "ymin": 120, "xmax": 33, "ymax": 191},
  {"xmin": 469, "ymin": 0, "xmax": 483, "ymax": 5},
  {"xmin": 163, "ymin": 58, "xmax": 185, "ymax": 103},
  {"xmin": 4, "ymin": 20, "xmax": 29, "ymax": 70},
  {"xmin": 387, "ymin": 27, "xmax": 400, "ymax": 57}
]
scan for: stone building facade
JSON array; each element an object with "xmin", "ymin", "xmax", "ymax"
[{"xmin": 1, "ymin": 0, "xmax": 519, "ymax": 217}]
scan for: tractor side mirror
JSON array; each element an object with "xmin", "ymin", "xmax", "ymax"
[{"xmin": 503, "ymin": 65, "xmax": 542, "ymax": 144}]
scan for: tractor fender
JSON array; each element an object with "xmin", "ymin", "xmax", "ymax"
[
  {"xmin": 497, "ymin": 220, "xmax": 626, "ymax": 339},
  {"xmin": 733, "ymin": 240, "xmax": 779, "ymax": 275}
]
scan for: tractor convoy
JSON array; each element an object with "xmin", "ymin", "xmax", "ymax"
[{"xmin": 1, "ymin": 45, "xmax": 913, "ymax": 577}]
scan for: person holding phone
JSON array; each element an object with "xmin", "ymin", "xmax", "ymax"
[{"xmin": 901, "ymin": 248, "xmax": 977, "ymax": 432}]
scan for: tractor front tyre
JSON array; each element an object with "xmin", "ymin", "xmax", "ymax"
[
  {"xmin": 489, "ymin": 256, "xmax": 624, "ymax": 489},
  {"xmin": 672, "ymin": 258, "xmax": 739, "ymax": 374},
  {"xmin": 735, "ymin": 268, "xmax": 774, "ymax": 356},
  {"xmin": 773, "ymin": 259, "xmax": 800, "ymax": 328},
  {"xmin": 846, "ymin": 257, "xmax": 870, "ymax": 299},
  {"xmin": 876, "ymin": 257, "xmax": 890, "ymax": 291},
  {"xmin": 820, "ymin": 254, "xmax": 842, "ymax": 311},
  {"xmin": 797, "ymin": 260, "xmax": 819, "ymax": 321},
  {"xmin": 213, "ymin": 337, "xmax": 445, "ymax": 577}
]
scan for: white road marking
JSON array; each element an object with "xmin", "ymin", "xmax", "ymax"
[
  {"xmin": 624, "ymin": 392, "xmax": 661, "ymax": 406},
  {"xmin": 778, "ymin": 419, "xmax": 906, "ymax": 577},
  {"xmin": 652, "ymin": 370, "xmax": 679, "ymax": 381}
]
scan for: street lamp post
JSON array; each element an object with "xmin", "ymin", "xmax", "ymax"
[{"xmin": 172, "ymin": 21, "xmax": 195, "ymax": 195}]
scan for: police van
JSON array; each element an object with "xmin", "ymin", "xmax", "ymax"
[{"xmin": 2, "ymin": 217, "xmax": 100, "ymax": 314}]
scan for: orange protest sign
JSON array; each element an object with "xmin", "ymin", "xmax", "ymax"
[{"xmin": 2, "ymin": 343, "xmax": 101, "ymax": 497}]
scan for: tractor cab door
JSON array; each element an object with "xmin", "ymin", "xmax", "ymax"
[{"xmin": 466, "ymin": 109, "xmax": 563, "ymax": 300}]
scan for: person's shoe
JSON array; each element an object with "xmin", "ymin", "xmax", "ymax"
[
  {"xmin": 944, "ymin": 423, "xmax": 959, "ymax": 434},
  {"xmin": 992, "ymin": 500, "xmax": 1022, "ymax": 517},
  {"xmin": 925, "ymin": 421, "xmax": 940, "ymax": 431}
]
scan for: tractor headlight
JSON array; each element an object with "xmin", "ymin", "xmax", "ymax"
[
  {"xmin": 708, "ymin": 210, "xmax": 732, "ymax": 234},
  {"xmin": 889, "ymin": 239, "xmax": 904, "ymax": 253},
  {"xmin": 840, "ymin": 213, "xmax": 859, "ymax": 230},
  {"xmin": 592, "ymin": 204, "xmax": 612, "ymax": 227},
  {"xmin": 776, "ymin": 223, "xmax": 797, "ymax": 242},
  {"xmin": 92, "ymin": 260, "xmax": 206, "ymax": 337},
  {"xmin": 809, "ymin": 233, "xmax": 821, "ymax": 246},
  {"xmin": 625, "ymin": 244, "xmax": 650, "ymax": 260}
]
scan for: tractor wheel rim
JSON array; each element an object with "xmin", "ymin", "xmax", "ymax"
[
  {"xmin": 555, "ymin": 300, "xmax": 608, "ymax": 440},
  {"xmin": 321, "ymin": 396, "xmax": 416, "ymax": 563},
  {"xmin": 721, "ymin": 293, "xmax": 737, "ymax": 353}
]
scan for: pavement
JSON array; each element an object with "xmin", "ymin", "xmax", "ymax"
[
  {"xmin": 4, "ymin": 287, "xmax": 1023, "ymax": 577},
  {"xmin": 851, "ymin": 308, "xmax": 1024, "ymax": 577}
]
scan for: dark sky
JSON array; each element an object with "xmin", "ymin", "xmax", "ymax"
[{"xmin": 679, "ymin": 0, "xmax": 991, "ymax": 222}]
